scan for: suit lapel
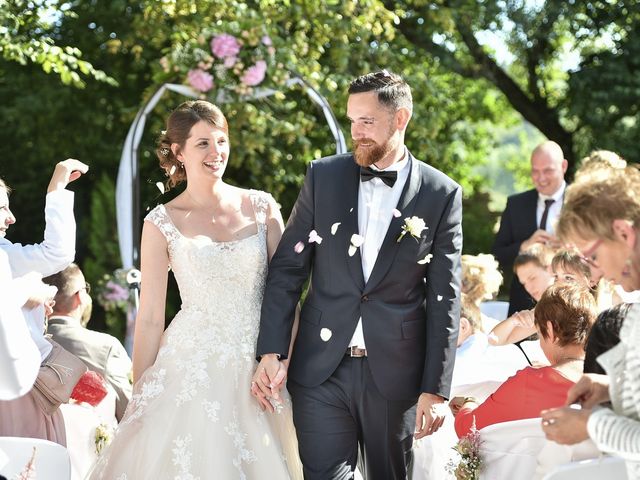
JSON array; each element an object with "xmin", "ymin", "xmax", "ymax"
[
  {"xmin": 342, "ymin": 161, "xmax": 365, "ymax": 290},
  {"xmin": 364, "ymin": 154, "xmax": 422, "ymax": 293}
]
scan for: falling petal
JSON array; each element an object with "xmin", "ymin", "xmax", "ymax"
[
  {"xmin": 348, "ymin": 245, "xmax": 357, "ymax": 257},
  {"xmin": 155, "ymin": 182, "xmax": 165, "ymax": 194},
  {"xmin": 392, "ymin": 209, "xmax": 401, "ymax": 218},
  {"xmin": 437, "ymin": 295, "xmax": 443, "ymax": 301},
  {"xmin": 308, "ymin": 230, "xmax": 323, "ymax": 244},
  {"xmin": 320, "ymin": 328, "xmax": 332, "ymax": 341},
  {"xmin": 331, "ymin": 222, "xmax": 341, "ymax": 235},
  {"xmin": 350, "ymin": 234, "xmax": 365, "ymax": 248},
  {"xmin": 294, "ymin": 241, "xmax": 305, "ymax": 254},
  {"xmin": 417, "ymin": 253, "xmax": 433, "ymax": 265},
  {"xmin": 169, "ymin": 165, "xmax": 177, "ymax": 175},
  {"xmin": 349, "ymin": 208, "xmax": 354, "ymax": 213}
]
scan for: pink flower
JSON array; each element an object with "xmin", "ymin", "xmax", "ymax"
[
  {"xmin": 187, "ymin": 68, "xmax": 214, "ymax": 92},
  {"xmin": 210, "ymin": 33, "xmax": 241, "ymax": 59},
  {"xmin": 240, "ymin": 60, "xmax": 267, "ymax": 86},
  {"xmin": 261, "ymin": 35, "xmax": 272, "ymax": 46},
  {"xmin": 223, "ymin": 56, "xmax": 237, "ymax": 69}
]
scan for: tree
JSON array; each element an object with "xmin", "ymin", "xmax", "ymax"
[
  {"xmin": 0, "ymin": 0, "xmax": 115, "ymax": 87},
  {"xmin": 383, "ymin": 0, "xmax": 640, "ymax": 172}
]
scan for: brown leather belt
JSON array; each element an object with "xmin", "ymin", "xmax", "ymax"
[{"xmin": 346, "ymin": 346, "xmax": 367, "ymax": 357}]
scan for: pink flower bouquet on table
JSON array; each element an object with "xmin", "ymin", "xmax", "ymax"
[{"xmin": 159, "ymin": 25, "xmax": 286, "ymax": 100}]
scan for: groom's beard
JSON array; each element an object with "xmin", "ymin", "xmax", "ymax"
[{"xmin": 352, "ymin": 131, "xmax": 396, "ymax": 167}]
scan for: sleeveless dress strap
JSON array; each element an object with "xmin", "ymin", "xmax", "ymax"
[
  {"xmin": 144, "ymin": 204, "xmax": 181, "ymax": 246},
  {"xmin": 248, "ymin": 190, "xmax": 271, "ymax": 233}
]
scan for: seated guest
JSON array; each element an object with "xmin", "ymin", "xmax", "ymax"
[
  {"xmin": 461, "ymin": 254, "xmax": 504, "ymax": 330},
  {"xmin": 452, "ymin": 295, "xmax": 528, "ymax": 398},
  {"xmin": 44, "ymin": 264, "xmax": 132, "ymax": 421},
  {"xmin": 583, "ymin": 303, "xmax": 629, "ymax": 376},
  {"xmin": 488, "ymin": 244, "xmax": 555, "ymax": 346},
  {"xmin": 451, "ymin": 283, "xmax": 596, "ymax": 437}
]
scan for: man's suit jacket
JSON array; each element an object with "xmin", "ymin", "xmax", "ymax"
[
  {"xmin": 47, "ymin": 316, "xmax": 132, "ymax": 421},
  {"xmin": 257, "ymin": 152, "xmax": 462, "ymax": 401},
  {"xmin": 492, "ymin": 188, "xmax": 538, "ymax": 315}
]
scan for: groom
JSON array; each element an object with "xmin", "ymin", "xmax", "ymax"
[{"xmin": 254, "ymin": 71, "xmax": 462, "ymax": 479}]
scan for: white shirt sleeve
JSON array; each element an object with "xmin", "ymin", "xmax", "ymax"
[
  {"xmin": 0, "ymin": 253, "xmax": 41, "ymax": 400},
  {"xmin": 0, "ymin": 189, "xmax": 76, "ymax": 277}
]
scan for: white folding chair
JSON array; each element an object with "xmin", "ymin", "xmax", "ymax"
[
  {"xmin": 542, "ymin": 455, "xmax": 628, "ymax": 480},
  {"xmin": 0, "ymin": 436, "xmax": 71, "ymax": 479},
  {"xmin": 479, "ymin": 418, "xmax": 547, "ymax": 480}
]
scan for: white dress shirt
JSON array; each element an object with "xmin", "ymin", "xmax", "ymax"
[
  {"xmin": 0, "ymin": 189, "xmax": 76, "ymax": 360},
  {"xmin": 536, "ymin": 181, "xmax": 566, "ymax": 234},
  {"xmin": 348, "ymin": 154, "xmax": 410, "ymax": 349},
  {"xmin": 0, "ymin": 250, "xmax": 41, "ymax": 400}
]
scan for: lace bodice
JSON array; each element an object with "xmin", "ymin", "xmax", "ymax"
[{"xmin": 144, "ymin": 191, "xmax": 270, "ymax": 359}]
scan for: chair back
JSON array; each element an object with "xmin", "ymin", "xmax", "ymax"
[
  {"xmin": 542, "ymin": 455, "xmax": 628, "ymax": 480},
  {"xmin": 0, "ymin": 436, "xmax": 70, "ymax": 479},
  {"xmin": 479, "ymin": 418, "xmax": 547, "ymax": 480}
]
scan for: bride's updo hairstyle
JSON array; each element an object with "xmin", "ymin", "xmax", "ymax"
[{"xmin": 156, "ymin": 100, "xmax": 229, "ymax": 189}]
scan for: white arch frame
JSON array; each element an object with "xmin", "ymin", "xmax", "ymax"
[{"xmin": 115, "ymin": 76, "xmax": 347, "ymax": 269}]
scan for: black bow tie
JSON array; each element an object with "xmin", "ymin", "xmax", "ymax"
[{"xmin": 360, "ymin": 167, "xmax": 397, "ymax": 187}]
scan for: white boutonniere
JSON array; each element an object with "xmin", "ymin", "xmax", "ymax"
[
  {"xmin": 95, "ymin": 422, "xmax": 114, "ymax": 455},
  {"xmin": 397, "ymin": 216, "xmax": 427, "ymax": 243}
]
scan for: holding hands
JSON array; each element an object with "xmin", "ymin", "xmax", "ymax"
[{"xmin": 251, "ymin": 353, "xmax": 287, "ymax": 413}]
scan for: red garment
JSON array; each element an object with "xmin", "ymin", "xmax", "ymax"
[{"xmin": 455, "ymin": 366, "xmax": 574, "ymax": 438}]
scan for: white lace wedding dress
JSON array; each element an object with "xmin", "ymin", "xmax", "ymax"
[{"xmin": 88, "ymin": 191, "xmax": 302, "ymax": 480}]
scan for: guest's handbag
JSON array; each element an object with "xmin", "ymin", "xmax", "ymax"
[{"xmin": 32, "ymin": 338, "xmax": 88, "ymax": 415}]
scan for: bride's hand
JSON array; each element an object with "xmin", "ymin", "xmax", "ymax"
[{"xmin": 251, "ymin": 354, "xmax": 287, "ymax": 412}]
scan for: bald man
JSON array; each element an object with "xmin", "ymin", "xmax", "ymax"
[{"xmin": 492, "ymin": 141, "xmax": 568, "ymax": 315}]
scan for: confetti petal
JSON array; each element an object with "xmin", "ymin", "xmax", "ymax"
[
  {"xmin": 331, "ymin": 222, "xmax": 341, "ymax": 235},
  {"xmin": 155, "ymin": 182, "xmax": 165, "ymax": 194},
  {"xmin": 294, "ymin": 241, "xmax": 305, "ymax": 254},
  {"xmin": 169, "ymin": 165, "xmax": 177, "ymax": 175},
  {"xmin": 417, "ymin": 253, "xmax": 433, "ymax": 265},
  {"xmin": 437, "ymin": 295, "xmax": 443, "ymax": 301},
  {"xmin": 320, "ymin": 328, "xmax": 332, "ymax": 341},
  {"xmin": 308, "ymin": 230, "xmax": 323, "ymax": 244},
  {"xmin": 350, "ymin": 234, "xmax": 365, "ymax": 248},
  {"xmin": 392, "ymin": 208, "xmax": 401, "ymax": 218},
  {"xmin": 349, "ymin": 208, "xmax": 354, "ymax": 213},
  {"xmin": 348, "ymin": 245, "xmax": 357, "ymax": 257}
]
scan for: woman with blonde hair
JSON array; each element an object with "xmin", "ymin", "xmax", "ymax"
[{"xmin": 461, "ymin": 254, "xmax": 504, "ymax": 330}]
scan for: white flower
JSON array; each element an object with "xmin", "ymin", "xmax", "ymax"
[
  {"xmin": 348, "ymin": 233, "xmax": 364, "ymax": 257},
  {"xmin": 417, "ymin": 253, "xmax": 433, "ymax": 265},
  {"xmin": 331, "ymin": 222, "xmax": 341, "ymax": 235},
  {"xmin": 320, "ymin": 328, "xmax": 332, "ymax": 341},
  {"xmin": 397, "ymin": 216, "xmax": 427, "ymax": 242},
  {"xmin": 308, "ymin": 230, "xmax": 323, "ymax": 244}
]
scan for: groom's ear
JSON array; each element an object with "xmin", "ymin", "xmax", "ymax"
[{"xmin": 395, "ymin": 107, "xmax": 412, "ymax": 132}]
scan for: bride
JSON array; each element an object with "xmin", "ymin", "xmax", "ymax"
[{"xmin": 89, "ymin": 100, "xmax": 302, "ymax": 479}]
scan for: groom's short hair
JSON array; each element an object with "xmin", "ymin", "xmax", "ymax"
[{"xmin": 348, "ymin": 70, "xmax": 413, "ymax": 112}]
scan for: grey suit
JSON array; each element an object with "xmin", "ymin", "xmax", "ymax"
[
  {"xmin": 257, "ymin": 153, "xmax": 462, "ymax": 479},
  {"xmin": 47, "ymin": 316, "xmax": 132, "ymax": 421}
]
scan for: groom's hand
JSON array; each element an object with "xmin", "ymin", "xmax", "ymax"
[
  {"xmin": 251, "ymin": 354, "xmax": 287, "ymax": 413},
  {"xmin": 414, "ymin": 393, "xmax": 446, "ymax": 440}
]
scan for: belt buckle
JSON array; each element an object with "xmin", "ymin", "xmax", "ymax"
[{"xmin": 348, "ymin": 346, "xmax": 365, "ymax": 358}]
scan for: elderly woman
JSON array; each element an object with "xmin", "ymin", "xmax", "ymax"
[
  {"xmin": 451, "ymin": 283, "xmax": 596, "ymax": 437},
  {"xmin": 541, "ymin": 164, "xmax": 640, "ymax": 478}
]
